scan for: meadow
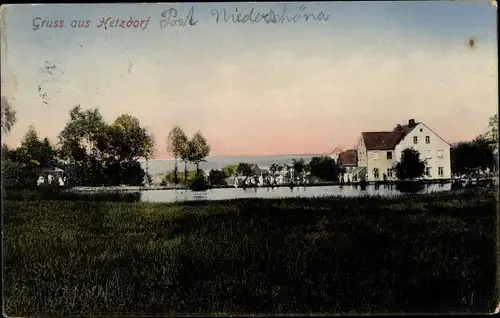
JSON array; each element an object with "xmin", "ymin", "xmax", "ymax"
[{"xmin": 2, "ymin": 189, "xmax": 497, "ymax": 315}]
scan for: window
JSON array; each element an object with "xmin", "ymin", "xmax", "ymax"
[
  {"xmin": 413, "ymin": 136, "xmax": 418, "ymax": 144},
  {"xmin": 373, "ymin": 152, "xmax": 379, "ymax": 160},
  {"xmin": 426, "ymin": 136, "xmax": 430, "ymax": 144},
  {"xmin": 386, "ymin": 151, "xmax": 392, "ymax": 160},
  {"xmin": 437, "ymin": 149, "xmax": 444, "ymax": 159},
  {"xmin": 420, "ymin": 128, "xmax": 423, "ymax": 132},
  {"xmin": 373, "ymin": 168, "xmax": 380, "ymax": 179},
  {"xmin": 438, "ymin": 167, "xmax": 444, "ymax": 177},
  {"xmin": 426, "ymin": 150, "xmax": 432, "ymax": 159},
  {"xmin": 425, "ymin": 167, "xmax": 432, "ymax": 177},
  {"xmin": 387, "ymin": 168, "xmax": 393, "ymax": 178}
]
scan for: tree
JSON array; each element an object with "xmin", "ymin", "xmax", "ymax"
[
  {"xmin": 188, "ymin": 131, "xmax": 210, "ymax": 175},
  {"xmin": 18, "ymin": 125, "xmax": 56, "ymax": 169},
  {"xmin": 309, "ymin": 156, "xmax": 341, "ymax": 182},
  {"xmin": 270, "ymin": 163, "xmax": 283, "ymax": 176},
  {"xmin": 209, "ymin": 169, "xmax": 227, "ymax": 186},
  {"xmin": 167, "ymin": 126, "xmax": 189, "ymax": 185},
  {"xmin": 58, "ymin": 107, "xmax": 154, "ymax": 186},
  {"xmin": 58, "ymin": 106, "xmax": 108, "ymax": 186},
  {"xmin": 102, "ymin": 114, "xmax": 155, "ymax": 162},
  {"xmin": 292, "ymin": 158, "xmax": 305, "ymax": 183},
  {"xmin": 59, "ymin": 105, "xmax": 108, "ymax": 158},
  {"xmin": 222, "ymin": 164, "xmax": 238, "ymax": 176},
  {"xmin": 487, "ymin": 114, "xmax": 498, "ymax": 143},
  {"xmin": 237, "ymin": 162, "xmax": 253, "ymax": 184},
  {"xmin": 99, "ymin": 115, "xmax": 155, "ymax": 186},
  {"xmin": 393, "ymin": 148, "xmax": 426, "ymax": 180},
  {"xmin": 1, "ymin": 95, "xmax": 16, "ymax": 134},
  {"xmin": 451, "ymin": 138, "xmax": 495, "ymax": 175}
]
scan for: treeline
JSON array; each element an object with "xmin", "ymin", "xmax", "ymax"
[
  {"xmin": 2, "ymin": 105, "xmax": 155, "ymax": 187},
  {"xmin": 207, "ymin": 156, "xmax": 345, "ymax": 186}
]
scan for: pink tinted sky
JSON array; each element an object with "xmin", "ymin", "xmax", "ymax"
[{"xmin": 1, "ymin": 2, "xmax": 498, "ymax": 158}]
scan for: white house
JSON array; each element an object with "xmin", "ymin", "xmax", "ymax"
[
  {"xmin": 357, "ymin": 119, "xmax": 451, "ymax": 182},
  {"xmin": 338, "ymin": 149, "xmax": 358, "ymax": 183}
]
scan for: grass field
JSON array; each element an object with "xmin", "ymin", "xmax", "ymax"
[{"xmin": 2, "ymin": 189, "xmax": 498, "ymax": 315}]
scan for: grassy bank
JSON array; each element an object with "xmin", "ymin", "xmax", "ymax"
[{"xmin": 3, "ymin": 189, "xmax": 497, "ymax": 315}]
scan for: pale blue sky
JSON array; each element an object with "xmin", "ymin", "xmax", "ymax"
[{"xmin": 1, "ymin": 1, "xmax": 497, "ymax": 157}]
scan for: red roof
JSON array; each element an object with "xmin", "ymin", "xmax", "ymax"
[
  {"xmin": 361, "ymin": 121, "xmax": 419, "ymax": 150},
  {"xmin": 361, "ymin": 132, "xmax": 405, "ymax": 150},
  {"xmin": 338, "ymin": 149, "xmax": 358, "ymax": 166}
]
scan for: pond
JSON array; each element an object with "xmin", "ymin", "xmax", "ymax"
[{"xmin": 140, "ymin": 183, "xmax": 453, "ymax": 203}]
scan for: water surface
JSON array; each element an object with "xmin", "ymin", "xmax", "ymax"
[{"xmin": 141, "ymin": 183, "xmax": 452, "ymax": 203}]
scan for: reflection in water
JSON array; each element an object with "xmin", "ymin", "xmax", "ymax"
[{"xmin": 141, "ymin": 183, "xmax": 454, "ymax": 203}]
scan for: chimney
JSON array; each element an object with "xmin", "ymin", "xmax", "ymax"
[{"xmin": 408, "ymin": 119, "xmax": 416, "ymax": 127}]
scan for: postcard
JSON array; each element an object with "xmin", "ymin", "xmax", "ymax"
[{"xmin": 1, "ymin": 1, "xmax": 498, "ymax": 316}]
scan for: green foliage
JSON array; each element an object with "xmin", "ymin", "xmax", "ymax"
[
  {"xmin": 161, "ymin": 170, "xmax": 198, "ymax": 186},
  {"xmin": 292, "ymin": 158, "xmax": 305, "ymax": 182},
  {"xmin": 487, "ymin": 113, "xmax": 498, "ymax": 143},
  {"xmin": 237, "ymin": 162, "xmax": 253, "ymax": 177},
  {"xmin": 209, "ymin": 169, "xmax": 227, "ymax": 186},
  {"xmin": 292, "ymin": 158, "xmax": 305, "ymax": 174},
  {"xmin": 222, "ymin": 164, "xmax": 238, "ymax": 176},
  {"xmin": 1, "ymin": 126, "xmax": 60, "ymax": 187},
  {"xmin": 451, "ymin": 138, "xmax": 495, "ymax": 175},
  {"xmin": 188, "ymin": 131, "xmax": 211, "ymax": 173},
  {"xmin": 57, "ymin": 106, "xmax": 153, "ymax": 186},
  {"xmin": 103, "ymin": 114, "xmax": 155, "ymax": 162},
  {"xmin": 393, "ymin": 148, "xmax": 426, "ymax": 180},
  {"xmin": 1, "ymin": 159, "xmax": 27, "ymax": 187},
  {"xmin": 167, "ymin": 126, "xmax": 189, "ymax": 159},
  {"xmin": 1, "ymin": 95, "xmax": 17, "ymax": 134},
  {"xmin": 59, "ymin": 105, "xmax": 108, "ymax": 158},
  {"xmin": 189, "ymin": 172, "xmax": 210, "ymax": 191},
  {"xmin": 309, "ymin": 156, "xmax": 341, "ymax": 182},
  {"xmin": 167, "ymin": 126, "xmax": 189, "ymax": 184}
]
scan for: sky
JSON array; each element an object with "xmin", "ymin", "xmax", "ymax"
[{"xmin": 0, "ymin": 1, "xmax": 498, "ymax": 158}]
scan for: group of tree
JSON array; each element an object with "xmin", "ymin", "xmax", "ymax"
[
  {"xmin": 206, "ymin": 155, "xmax": 345, "ymax": 187},
  {"xmin": 166, "ymin": 126, "xmax": 211, "ymax": 185},
  {"xmin": 2, "ymin": 101, "xmax": 156, "ymax": 187},
  {"xmin": 450, "ymin": 137, "xmax": 496, "ymax": 176},
  {"xmin": 392, "ymin": 139, "xmax": 496, "ymax": 181},
  {"xmin": 57, "ymin": 106, "xmax": 155, "ymax": 186}
]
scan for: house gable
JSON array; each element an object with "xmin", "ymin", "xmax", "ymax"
[{"xmin": 395, "ymin": 122, "xmax": 451, "ymax": 149}]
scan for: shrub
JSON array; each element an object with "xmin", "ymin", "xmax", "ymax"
[
  {"xmin": 1, "ymin": 159, "xmax": 28, "ymax": 187},
  {"xmin": 190, "ymin": 173, "xmax": 210, "ymax": 191}
]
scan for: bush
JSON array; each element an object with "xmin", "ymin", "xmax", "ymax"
[
  {"xmin": 161, "ymin": 170, "xmax": 198, "ymax": 186},
  {"xmin": 1, "ymin": 159, "xmax": 28, "ymax": 187},
  {"xmin": 189, "ymin": 173, "xmax": 210, "ymax": 191},
  {"xmin": 209, "ymin": 169, "xmax": 227, "ymax": 186}
]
